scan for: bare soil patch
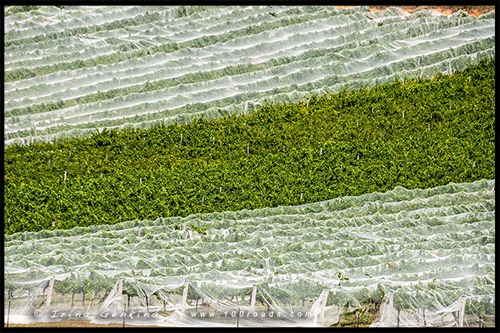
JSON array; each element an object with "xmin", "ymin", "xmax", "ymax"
[
  {"xmin": 335, "ymin": 5, "xmax": 495, "ymax": 16},
  {"xmin": 5, "ymin": 320, "xmax": 161, "ymax": 328}
]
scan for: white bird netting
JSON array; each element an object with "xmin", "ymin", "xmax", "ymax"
[{"xmin": 4, "ymin": 179, "xmax": 495, "ymax": 326}]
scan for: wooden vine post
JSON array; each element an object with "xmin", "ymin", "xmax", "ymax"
[
  {"xmin": 118, "ymin": 277, "xmax": 123, "ymax": 296},
  {"xmin": 181, "ymin": 282, "xmax": 189, "ymax": 313},
  {"xmin": 250, "ymin": 285, "xmax": 257, "ymax": 312},
  {"xmin": 7, "ymin": 300, "xmax": 11, "ymax": 328},
  {"xmin": 317, "ymin": 289, "xmax": 329, "ymax": 326},
  {"xmin": 458, "ymin": 296, "xmax": 466, "ymax": 327},
  {"xmin": 45, "ymin": 276, "xmax": 55, "ymax": 311},
  {"xmin": 387, "ymin": 290, "xmax": 395, "ymax": 327}
]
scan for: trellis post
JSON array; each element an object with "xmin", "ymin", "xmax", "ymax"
[
  {"xmin": 318, "ymin": 289, "xmax": 329, "ymax": 326},
  {"xmin": 250, "ymin": 285, "xmax": 257, "ymax": 311},
  {"xmin": 118, "ymin": 278, "xmax": 123, "ymax": 296},
  {"xmin": 45, "ymin": 276, "xmax": 55, "ymax": 311},
  {"xmin": 7, "ymin": 300, "xmax": 11, "ymax": 328},
  {"xmin": 387, "ymin": 290, "xmax": 395, "ymax": 327},
  {"xmin": 181, "ymin": 282, "xmax": 189, "ymax": 313},
  {"xmin": 458, "ymin": 296, "xmax": 466, "ymax": 327}
]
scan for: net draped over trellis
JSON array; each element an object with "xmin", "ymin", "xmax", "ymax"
[
  {"xmin": 4, "ymin": 6, "xmax": 495, "ymax": 146},
  {"xmin": 4, "ymin": 179, "xmax": 495, "ymax": 326}
]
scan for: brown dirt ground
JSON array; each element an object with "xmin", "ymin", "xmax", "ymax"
[
  {"xmin": 335, "ymin": 5, "xmax": 495, "ymax": 17},
  {"xmin": 5, "ymin": 320, "xmax": 161, "ymax": 328}
]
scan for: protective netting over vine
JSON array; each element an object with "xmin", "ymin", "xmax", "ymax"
[
  {"xmin": 4, "ymin": 6, "xmax": 495, "ymax": 145},
  {"xmin": 4, "ymin": 179, "xmax": 495, "ymax": 326}
]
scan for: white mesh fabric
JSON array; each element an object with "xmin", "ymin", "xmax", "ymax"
[{"xmin": 4, "ymin": 179, "xmax": 495, "ymax": 326}]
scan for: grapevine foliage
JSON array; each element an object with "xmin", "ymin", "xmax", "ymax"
[{"xmin": 3, "ymin": 60, "xmax": 495, "ymax": 234}]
